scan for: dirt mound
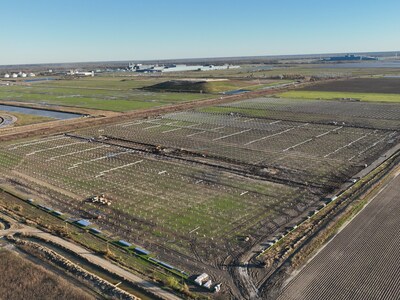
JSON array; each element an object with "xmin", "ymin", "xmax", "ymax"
[{"xmin": 143, "ymin": 80, "xmax": 210, "ymax": 93}]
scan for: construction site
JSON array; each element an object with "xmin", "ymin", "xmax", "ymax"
[
  {"xmin": 2, "ymin": 0, "xmax": 400, "ymax": 298},
  {"xmin": 1, "ymin": 83, "xmax": 399, "ymax": 298}
]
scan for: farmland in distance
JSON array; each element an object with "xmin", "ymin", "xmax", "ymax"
[{"xmin": 280, "ymin": 77, "xmax": 400, "ymax": 103}]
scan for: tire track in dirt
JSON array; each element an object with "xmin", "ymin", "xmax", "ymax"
[{"xmin": 277, "ymin": 171, "xmax": 400, "ymax": 300}]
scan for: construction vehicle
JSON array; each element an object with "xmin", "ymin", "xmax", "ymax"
[{"xmin": 86, "ymin": 194, "xmax": 112, "ymax": 206}]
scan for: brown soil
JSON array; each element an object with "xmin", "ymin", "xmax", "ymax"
[{"xmin": 0, "ymin": 249, "xmax": 94, "ymax": 300}]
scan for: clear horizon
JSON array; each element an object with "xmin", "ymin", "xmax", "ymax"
[
  {"xmin": 1, "ymin": 0, "xmax": 400, "ymax": 65},
  {"xmin": 1, "ymin": 50, "xmax": 400, "ymax": 67}
]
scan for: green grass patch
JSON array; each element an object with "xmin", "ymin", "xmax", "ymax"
[
  {"xmin": 244, "ymin": 80, "xmax": 293, "ymax": 91},
  {"xmin": 279, "ymin": 91, "xmax": 400, "ymax": 103},
  {"xmin": 166, "ymin": 195, "xmax": 246, "ymax": 236},
  {"xmin": 0, "ymin": 83, "xmax": 211, "ymax": 112},
  {"xmin": 41, "ymin": 77, "xmax": 166, "ymax": 90},
  {"xmin": 0, "ymin": 151, "xmax": 22, "ymax": 169}
]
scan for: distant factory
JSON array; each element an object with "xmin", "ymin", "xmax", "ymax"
[
  {"xmin": 67, "ymin": 70, "xmax": 95, "ymax": 76},
  {"xmin": 3, "ymin": 72, "xmax": 36, "ymax": 78},
  {"xmin": 128, "ymin": 63, "xmax": 240, "ymax": 73},
  {"xmin": 323, "ymin": 54, "xmax": 378, "ymax": 62}
]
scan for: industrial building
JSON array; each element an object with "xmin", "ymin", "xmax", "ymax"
[
  {"xmin": 323, "ymin": 54, "xmax": 378, "ymax": 61},
  {"xmin": 128, "ymin": 63, "xmax": 240, "ymax": 73},
  {"xmin": 67, "ymin": 70, "xmax": 95, "ymax": 76}
]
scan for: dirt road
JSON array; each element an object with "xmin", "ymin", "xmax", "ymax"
[
  {"xmin": 0, "ymin": 114, "xmax": 17, "ymax": 128},
  {"xmin": 0, "ymin": 216, "xmax": 182, "ymax": 300}
]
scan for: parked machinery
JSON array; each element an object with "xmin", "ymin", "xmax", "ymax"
[{"xmin": 86, "ymin": 194, "xmax": 112, "ymax": 206}]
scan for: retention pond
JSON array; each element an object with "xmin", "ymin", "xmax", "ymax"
[{"xmin": 0, "ymin": 104, "xmax": 82, "ymax": 120}]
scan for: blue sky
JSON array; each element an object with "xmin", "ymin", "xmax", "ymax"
[{"xmin": 1, "ymin": 0, "xmax": 399, "ymax": 65}]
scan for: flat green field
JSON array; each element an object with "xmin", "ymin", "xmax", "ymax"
[
  {"xmin": 0, "ymin": 77, "xmax": 212, "ymax": 112},
  {"xmin": 279, "ymin": 91, "xmax": 400, "ymax": 103},
  {"xmin": 42, "ymin": 77, "xmax": 166, "ymax": 89},
  {"xmin": 0, "ymin": 76, "xmax": 292, "ymax": 112}
]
